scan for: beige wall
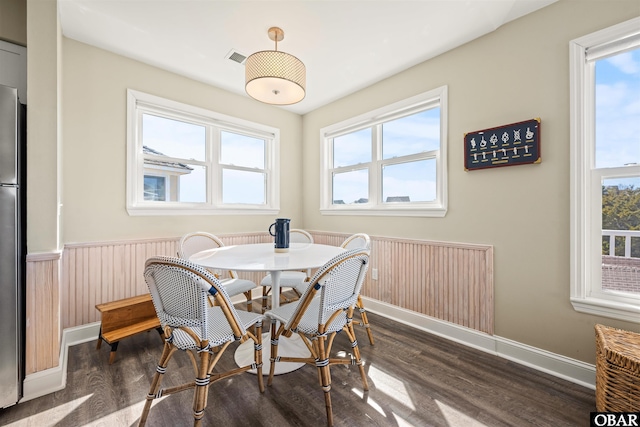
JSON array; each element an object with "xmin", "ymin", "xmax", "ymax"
[
  {"xmin": 61, "ymin": 39, "xmax": 303, "ymax": 243},
  {"xmin": 302, "ymin": 0, "xmax": 640, "ymax": 363},
  {"xmin": 27, "ymin": 0, "xmax": 60, "ymax": 253},
  {"xmin": 0, "ymin": 0, "xmax": 26, "ymax": 46}
]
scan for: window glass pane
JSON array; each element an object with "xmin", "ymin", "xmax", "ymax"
[
  {"xmin": 383, "ymin": 159, "xmax": 436, "ymax": 203},
  {"xmin": 222, "ymin": 169, "xmax": 265, "ymax": 204},
  {"xmin": 383, "ymin": 108, "xmax": 440, "ymax": 159},
  {"xmin": 333, "ymin": 129, "xmax": 371, "ymax": 168},
  {"xmin": 221, "ymin": 131, "xmax": 265, "ymax": 169},
  {"xmin": 177, "ymin": 164, "xmax": 206, "ymax": 203},
  {"xmin": 332, "ymin": 169, "xmax": 368, "ymax": 205},
  {"xmin": 594, "ymin": 48, "xmax": 640, "ymax": 169},
  {"xmin": 601, "ymin": 177, "xmax": 640, "ymax": 295},
  {"xmin": 142, "ymin": 114, "xmax": 205, "ymax": 161},
  {"xmin": 144, "ymin": 176, "xmax": 165, "ymax": 201}
]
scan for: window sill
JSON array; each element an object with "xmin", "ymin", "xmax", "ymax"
[
  {"xmin": 127, "ymin": 206, "xmax": 280, "ymax": 216},
  {"xmin": 320, "ymin": 207, "xmax": 447, "ymax": 218},
  {"xmin": 571, "ymin": 296, "xmax": 640, "ymax": 324}
]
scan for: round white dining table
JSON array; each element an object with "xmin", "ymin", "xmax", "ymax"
[{"xmin": 189, "ymin": 242, "xmax": 345, "ymax": 375}]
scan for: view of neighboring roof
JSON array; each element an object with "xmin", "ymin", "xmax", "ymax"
[
  {"xmin": 386, "ymin": 196, "xmax": 411, "ymax": 202},
  {"xmin": 143, "ymin": 145, "xmax": 193, "ymax": 172}
]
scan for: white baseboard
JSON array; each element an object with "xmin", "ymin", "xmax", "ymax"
[
  {"xmin": 21, "ymin": 322, "xmax": 101, "ymax": 403},
  {"xmin": 361, "ymin": 297, "xmax": 596, "ymax": 390},
  {"xmin": 20, "ymin": 298, "xmax": 595, "ymax": 402}
]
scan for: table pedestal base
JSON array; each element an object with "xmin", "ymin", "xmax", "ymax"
[{"xmin": 234, "ymin": 332, "xmax": 309, "ymax": 375}]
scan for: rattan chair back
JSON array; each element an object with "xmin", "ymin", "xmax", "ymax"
[
  {"xmin": 340, "ymin": 233, "xmax": 374, "ymax": 345},
  {"xmin": 340, "ymin": 233, "xmax": 371, "ymax": 250},
  {"xmin": 290, "ymin": 228, "xmax": 314, "ymax": 244},
  {"xmin": 178, "ymin": 231, "xmax": 240, "ymax": 279},
  {"xmin": 144, "ymin": 256, "xmax": 243, "ymax": 342},
  {"xmin": 265, "ymin": 248, "xmax": 370, "ymax": 426},
  {"xmin": 178, "ymin": 231, "xmax": 225, "ymax": 258},
  {"xmin": 284, "ymin": 248, "xmax": 369, "ymax": 332},
  {"xmin": 178, "ymin": 232, "xmax": 257, "ymax": 311},
  {"xmin": 139, "ymin": 256, "xmax": 265, "ymax": 426}
]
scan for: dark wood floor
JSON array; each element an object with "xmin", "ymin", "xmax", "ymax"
[{"xmin": 0, "ymin": 308, "xmax": 595, "ymax": 427}]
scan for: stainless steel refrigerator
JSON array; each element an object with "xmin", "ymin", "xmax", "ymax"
[{"xmin": 0, "ymin": 84, "xmax": 26, "ymax": 408}]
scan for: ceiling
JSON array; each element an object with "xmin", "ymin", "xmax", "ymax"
[{"xmin": 58, "ymin": 0, "xmax": 557, "ymax": 115}]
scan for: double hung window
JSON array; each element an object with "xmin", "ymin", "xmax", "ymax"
[
  {"xmin": 320, "ymin": 86, "xmax": 448, "ymax": 216},
  {"xmin": 570, "ymin": 17, "xmax": 640, "ymax": 322},
  {"xmin": 126, "ymin": 90, "xmax": 279, "ymax": 215}
]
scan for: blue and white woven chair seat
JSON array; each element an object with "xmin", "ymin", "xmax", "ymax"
[
  {"xmin": 220, "ymin": 277, "xmax": 257, "ymax": 296},
  {"xmin": 265, "ymin": 294, "xmax": 353, "ymax": 336},
  {"xmin": 167, "ymin": 307, "xmax": 264, "ymax": 350},
  {"xmin": 260, "ymin": 271, "xmax": 308, "ymax": 293}
]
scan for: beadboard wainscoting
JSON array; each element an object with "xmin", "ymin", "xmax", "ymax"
[
  {"xmin": 25, "ymin": 252, "xmax": 62, "ymax": 375},
  {"xmin": 60, "ymin": 234, "xmax": 273, "ymax": 329},
  {"xmin": 61, "ymin": 238, "xmax": 180, "ymax": 329},
  {"xmin": 311, "ymin": 232, "xmax": 494, "ymax": 335},
  {"xmin": 59, "ymin": 233, "xmax": 494, "ymax": 335}
]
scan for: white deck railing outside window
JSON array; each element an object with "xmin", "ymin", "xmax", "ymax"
[
  {"xmin": 602, "ymin": 229, "xmax": 640, "ymax": 258},
  {"xmin": 601, "ymin": 230, "xmax": 640, "ymax": 295}
]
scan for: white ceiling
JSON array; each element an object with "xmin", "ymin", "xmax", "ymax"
[{"xmin": 58, "ymin": 0, "xmax": 557, "ymax": 115}]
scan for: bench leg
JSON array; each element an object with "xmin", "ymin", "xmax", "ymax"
[
  {"xmin": 155, "ymin": 327, "xmax": 164, "ymax": 344},
  {"xmin": 96, "ymin": 326, "xmax": 103, "ymax": 350},
  {"xmin": 108, "ymin": 341, "xmax": 119, "ymax": 365}
]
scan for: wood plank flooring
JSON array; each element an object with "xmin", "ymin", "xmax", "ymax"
[{"xmin": 0, "ymin": 310, "xmax": 595, "ymax": 426}]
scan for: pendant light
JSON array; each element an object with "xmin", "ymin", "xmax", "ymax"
[{"xmin": 245, "ymin": 27, "xmax": 306, "ymax": 105}]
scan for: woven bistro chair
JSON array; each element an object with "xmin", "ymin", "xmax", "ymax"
[
  {"xmin": 178, "ymin": 232, "xmax": 257, "ymax": 312},
  {"xmin": 340, "ymin": 233, "xmax": 374, "ymax": 345},
  {"xmin": 138, "ymin": 256, "xmax": 265, "ymax": 427},
  {"xmin": 259, "ymin": 229, "xmax": 314, "ymax": 312},
  {"xmin": 264, "ymin": 248, "xmax": 370, "ymax": 427}
]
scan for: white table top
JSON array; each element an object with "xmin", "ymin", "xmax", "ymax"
[{"xmin": 189, "ymin": 242, "xmax": 345, "ymax": 272}]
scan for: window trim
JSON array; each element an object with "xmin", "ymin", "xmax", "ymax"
[
  {"xmin": 126, "ymin": 89, "xmax": 280, "ymax": 216},
  {"xmin": 569, "ymin": 17, "xmax": 640, "ymax": 323},
  {"xmin": 319, "ymin": 86, "xmax": 448, "ymax": 217}
]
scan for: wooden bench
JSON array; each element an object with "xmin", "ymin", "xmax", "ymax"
[{"xmin": 95, "ymin": 294, "xmax": 163, "ymax": 364}]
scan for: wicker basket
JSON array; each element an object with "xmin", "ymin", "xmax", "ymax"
[{"xmin": 595, "ymin": 324, "xmax": 640, "ymax": 411}]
